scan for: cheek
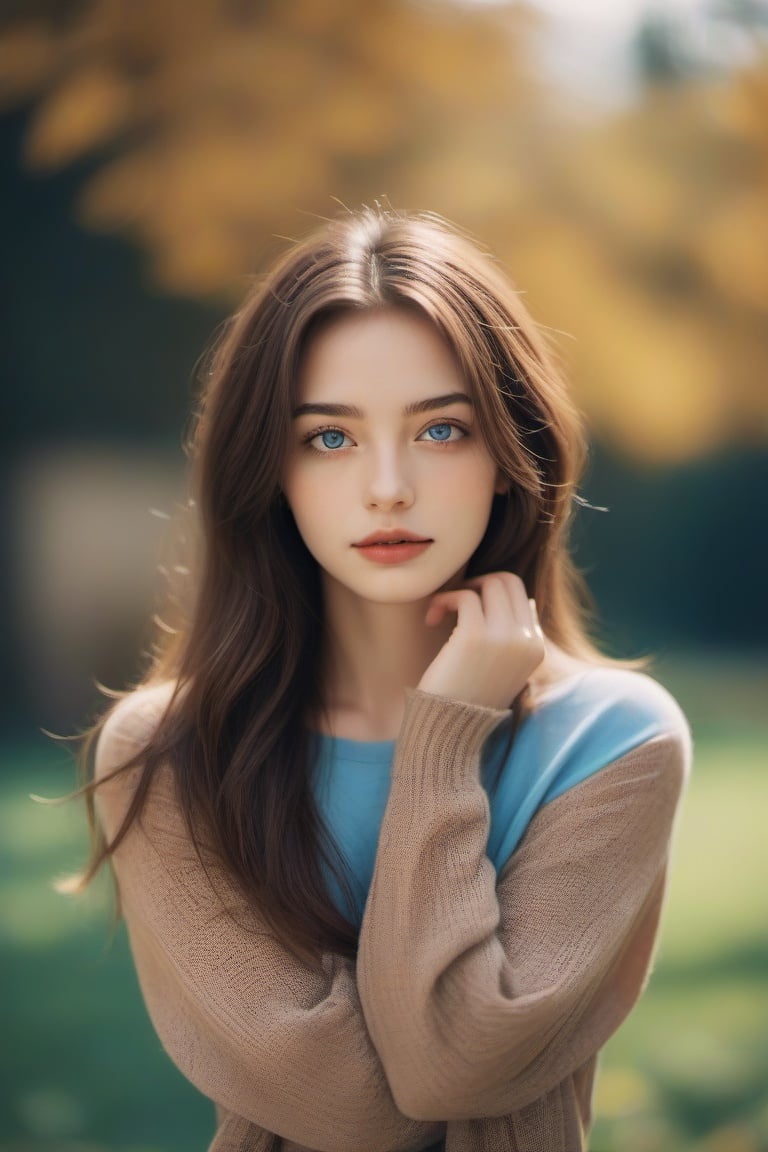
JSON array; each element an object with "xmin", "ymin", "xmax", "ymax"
[
  {"xmin": 430, "ymin": 464, "xmax": 498, "ymax": 542},
  {"xmin": 283, "ymin": 455, "xmax": 317, "ymax": 506},
  {"xmin": 430, "ymin": 451, "xmax": 498, "ymax": 501},
  {"xmin": 283, "ymin": 470, "xmax": 337, "ymax": 544}
]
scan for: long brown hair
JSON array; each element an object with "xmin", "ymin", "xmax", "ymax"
[{"xmin": 65, "ymin": 206, "xmax": 641, "ymax": 970}]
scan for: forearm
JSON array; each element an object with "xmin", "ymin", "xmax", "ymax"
[
  {"xmin": 357, "ymin": 689, "xmax": 688, "ymax": 1120},
  {"xmin": 97, "ymin": 727, "xmax": 440, "ymax": 1152}
]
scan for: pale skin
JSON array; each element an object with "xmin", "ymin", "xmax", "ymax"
[{"xmin": 281, "ymin": 306, "xmax": 580, "ymax": 739}]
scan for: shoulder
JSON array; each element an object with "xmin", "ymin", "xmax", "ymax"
[
  {"xmin": 538, "ymin": 664, "xmax": 689, "ymax": 738},
  {"xmin": 95, "ymin": 679, "xmax": 178, "ymax": 782},
  {"xmin": 530, "ymin": 665, "xmax": 692, "ymax": 803},
  {"xmin": 93, "ymin": 679, "xmax": 182, "ymax": 840},
  {"xmin": 485, "ymin": 666, "xmax": 691, "ymax": 872},
  {"xmin": 570, "ymin": 665, "xmax": 689, "ymax": 733}
]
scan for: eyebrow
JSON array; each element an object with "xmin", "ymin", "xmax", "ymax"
[{"xmin": 292, "ymin": 392, "xmax": 474, "ymax": 419}]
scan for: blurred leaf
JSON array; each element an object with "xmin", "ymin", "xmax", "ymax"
[
  {"xmin": 0, "ymin": 22, "xmax": 58, "ymax": 110},
  {"xmin": 699, "ymin": 186, "xmax": 768, "ymax": 310},
  {"xmin": 25, "ymin": 66, "xmax": 134, "ymax": 169}
]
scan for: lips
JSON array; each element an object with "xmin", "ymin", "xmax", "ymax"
[{"xmin": 353, "ymin": 530, "xmax": 432, "ymax": 547}]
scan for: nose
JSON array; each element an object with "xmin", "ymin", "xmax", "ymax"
[{"xmin": 364, "ymin": 444, "xmax": 415, "ymax": 512}]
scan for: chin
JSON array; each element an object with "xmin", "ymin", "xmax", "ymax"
[
  {"xmin": 339, "ymin": 573, "xmax": 442, "ymax": 603},
  {"xmin": 359, "ymin": 586, "xmax": 437, "ymax": 606},
  {"xmin": 324, "ymin": 556, "xmax": 473, "ymax": 604}
]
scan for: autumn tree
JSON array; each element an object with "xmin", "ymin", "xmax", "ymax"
[{"xmin": 1, "ymin": 0, "xmax": 767, "ymax": 462}]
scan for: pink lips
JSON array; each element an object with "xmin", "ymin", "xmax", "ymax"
[
  {"xmin": 353, "ymin": 529, "xmax": 431, "ymax": 547},
  {"xmin": 352, "ymin": 532, "xmax": 433, "ymax": 565}
]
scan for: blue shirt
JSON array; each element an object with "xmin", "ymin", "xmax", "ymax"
[{"xmin": 310, "ymin": 667, "xmax": 688, "ymax": 926}]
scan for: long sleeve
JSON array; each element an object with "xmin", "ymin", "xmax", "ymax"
[
  {"xmin": 94, "ymin": 687, "xmax": 444, "ymax": 1152},
  {"xmin": 356, "ymin": 687, "xmax": 691, "ymax": 1124}
]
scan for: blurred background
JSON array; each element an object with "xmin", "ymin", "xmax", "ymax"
[{"xmin": 1, "ymin": 0, "xmax": 766, "ymax": 1149}]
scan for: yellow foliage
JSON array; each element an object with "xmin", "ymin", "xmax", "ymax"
[
  {"xmin": 1, "ymin": 2, "xmax": 768, "ymax": 461},
  {"xmin": 308, "ymin": 78, "xmax": 402, "ymax": 154},
  {"xmin": 575, "ymin": 294, "xmax": 725, "ymax": 464},
  {"xmin": 567, "ymin": 113, "xmax": 690, "ymax": 247},
  {"xmin": 279, "ymin": 0, "xmax": 356, "ymax": 38},
  {"xmin": 719, "ymin": 54, "xmax": 768, "ymax": 157},
  {"xmin": 0, "ymin": 23, "xmax": 57, "ymax": 109},
  {"xmin": 504, "ymin": 214, "xmax": 728, "ymax": 463},
  {"xmin": 399, "ymin": 148, "xmax": 528, "ymax": 222},
  {"xmin": 25, "ymin": 66, "xmax": 133, "ymax": 169},
  {"xmin": 77, "ymin": 147, "xmax": 161, "ymax": 233},
  {"xmin": 153, "ymin": 224, "xmax": 251, "ymax": 297},
  {"xmin": 699, "ymin": 186, "xmax": 768, "ymax": 311}
]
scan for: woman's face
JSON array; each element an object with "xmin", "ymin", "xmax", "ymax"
[{"xmin": 281, "ymin": 307, "xmax": 506, "ymax": 608}]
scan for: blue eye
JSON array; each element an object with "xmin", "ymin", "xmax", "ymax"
[
  {"xmin": 319, "ymin": 429, "xmax": 347, "ymax": 450},
  {"xmin": 304, "ymin": 427, "xmax": 353, "ymax": 452},
  {"xmin": 304, "ymin": 420, "xmax": 466, "ymax": 453},
  {"xmin": 421, "ymin": 422, "xmax": 464, "ymax": 443}
]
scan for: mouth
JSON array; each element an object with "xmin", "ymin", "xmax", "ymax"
[
  {"xmin": 353, "ymin": 531, "xmax": 432, "ymax": 547},
  {"xmin": 352, "ymin": 537, "xmax": 433, "ymax": 564}
]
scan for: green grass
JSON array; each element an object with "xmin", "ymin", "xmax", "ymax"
[
  {"xmin": 591, "ymin": 730, "xmax": 768, "ymax": 1152},
  {"xmin": 1, "ymin": 745, "xmax": 214, "ymax": 1152},
  {"xmin": 3, "ymin": 654, "xmax": 767, "ymax": 1151}
]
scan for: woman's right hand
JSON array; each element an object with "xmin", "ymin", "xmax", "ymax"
[{"xmin": 418, "ymin": 571, "xmax": 545, "ymax": 711}]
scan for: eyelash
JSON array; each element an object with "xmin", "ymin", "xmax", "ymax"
[{"xmin": 301, "ymin": 420, "xmax": 470, "ymax": 455}]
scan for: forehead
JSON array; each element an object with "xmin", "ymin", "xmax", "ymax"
[{"xmin": 296, "ymin": 307, "xmax": 467, "ymax": 405}]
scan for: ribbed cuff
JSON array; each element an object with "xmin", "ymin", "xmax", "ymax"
[{"xmin": 391, "ymin": 688, "xmax": 511, "ymax": 792}]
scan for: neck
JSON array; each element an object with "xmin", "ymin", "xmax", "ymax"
[
  {"xmin": 311, "ymin": 573, "xmax": 582, "ymax": 741},
  {"xmin": 314, "ymin": 574, "xmax": 457, "ymax": 740}
]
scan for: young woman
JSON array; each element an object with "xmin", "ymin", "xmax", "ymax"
[{"xmin": 77, "ymin": 206, "xmax": 691, "ymax": 1151}]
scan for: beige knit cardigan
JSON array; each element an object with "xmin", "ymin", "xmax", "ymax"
[{"xmin": 94, "ymin": 680, "xmax": 691, "ymax": 1152}]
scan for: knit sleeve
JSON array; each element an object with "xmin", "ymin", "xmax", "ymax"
[
  {"xmin": 356, "ymin": 687, "xmax": 691, "ymax": 1122},
  {"xmin": 94, "ymin": 688, "xmax": 444, "ymax": 1152}
]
